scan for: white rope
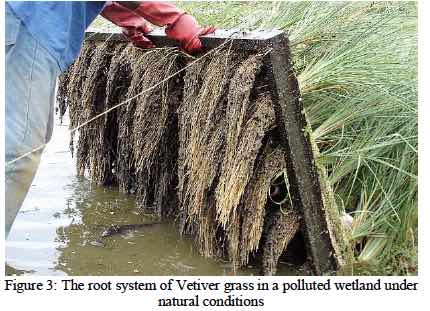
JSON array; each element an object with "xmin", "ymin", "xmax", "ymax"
[{"xmin": 6, "ymin": 34, "xmax": 238, "ymax": 167}]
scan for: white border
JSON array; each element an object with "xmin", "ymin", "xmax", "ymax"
[{"xmin": 1, "ymin": 0, "xmax": 428, "ymax": 309}]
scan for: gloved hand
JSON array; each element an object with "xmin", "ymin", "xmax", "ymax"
[
  {"xmin": 130, "ymin": 1, "xmax": 216, "ymax": 54},
  {"xmin": 166, "ymin": 14, "xmax": 216, "ymax": 53},
  {"xmin": 101, "ymin": 2, "xmax": 155, "ymax": 49}
]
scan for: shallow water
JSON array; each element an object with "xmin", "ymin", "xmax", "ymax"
[{"xmin": 6, "ymin": 114, "xmax": 301, "ymax": 276}]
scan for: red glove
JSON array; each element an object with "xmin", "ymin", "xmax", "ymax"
[
  {"xmin": 101, "ymin": 2, "xmax": 155, "ymax": 49},
  {"xmin": 166, "ymin": 14, "xmax": 216, "ymax": 53},
  {"xmin": 131, "ymin": 1, "xmax": 216, "ymax": 54}
]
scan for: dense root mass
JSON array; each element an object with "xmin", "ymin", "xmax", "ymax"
[
  {"xmin": 57, "ymin": 41, "xmax": 343, "ymax": 275},
  {"xmin": 261, "ymin": 209, "xmax": 301, "ymax": 276}
]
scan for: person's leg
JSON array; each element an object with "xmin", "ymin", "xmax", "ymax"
[{"xmin": 5, "ymin": 4, "xmax": 61, "ymax": 237}]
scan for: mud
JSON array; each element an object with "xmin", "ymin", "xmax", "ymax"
[{"xmin": 101, "ymin": 222, "xmax": 163, "ymax": 238}]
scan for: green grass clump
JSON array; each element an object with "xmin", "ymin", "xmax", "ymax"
[{"xmin": 177, "ymin": 1, "xmax": 417, "ymax": 274}]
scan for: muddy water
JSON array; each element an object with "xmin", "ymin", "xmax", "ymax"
[{"xmin": 6, "ymin": 114, "xmax": 301, "ymax": 276}]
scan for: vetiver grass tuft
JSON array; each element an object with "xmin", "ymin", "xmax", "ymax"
[{"xmin": 90, "ymin": 1, "xmax": 417, "ymax": 274}]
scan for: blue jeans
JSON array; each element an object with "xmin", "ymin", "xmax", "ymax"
[{"xmin": 5, "ymin": 4, "xmax": 61, "ymax": 237}]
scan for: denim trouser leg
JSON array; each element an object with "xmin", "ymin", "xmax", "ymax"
[{"xmin": 5, "ymin": 4, "xmax": 60, "ymax": 237}]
